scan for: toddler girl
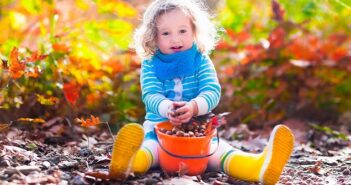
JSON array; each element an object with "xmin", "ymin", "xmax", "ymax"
[{"xmin": 110, "ymin": 0, "xmax": 294, "ymax": 184}]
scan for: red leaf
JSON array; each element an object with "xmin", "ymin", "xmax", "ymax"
[
  {"xmin": 53, "ymin": 43, "xmax": 70, "ymax": 53},
  {"xmin": 309, "ymin": 161, "xmax": 324, "ymax": 175},
  {"xmin": 130, "ymin": 58, "xmax": 141, "ymax": 69},
  {"xmin": 215, "ymin": 40, "xmax": 233, "ymax": 50},
  {"xmin": 26, "ymin": 51, "xmax": 48, "ymax": 62},
  {"xmin": 268, "ymin": 27, "xmax": 285, "ymax": 49},
  {"xmin": 63, "ymin": 81, "xmax": 80, "ymax": 105},
  {"xmin": 104, "ymin": 58, "xmax": 124, "ymax": 74},
  {"xmin": 227, "ymin": 29, "xmax": 251, "ymax": 43},
  {"xmin": 86, "ymin": 93, "xmax": 101, "ymax": 107},
  {"xmin": 224, "ymin": 66, "xmax": 234, "ymax": 75},
  {"xmin": 286, "ymin": 37, "xmax": 318, "ymax": 61},
  {"xmin": 245, "ymin": 44, "xmax": 264, "ymax": 61},
  {"xmin": 331, "ymin": 47, "xmax": 347, "ymax": 61},
  {"xmin": 9, "ymin": 47, "xmax": 26, "ymax": 79},
  {"xmin": 76, "ymin": 115, "xmax": 101, "ymax": 127},
  {"xmin": 26, "ymin": 66, "xmax": 41, "ymax": 78}
]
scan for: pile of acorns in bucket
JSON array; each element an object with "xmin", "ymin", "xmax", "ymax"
[{"xmin": 159, "ymin": 112, "xmax": 230, "ymax": 137}]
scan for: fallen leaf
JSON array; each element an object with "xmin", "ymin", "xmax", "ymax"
[
  {"xmin": 58, "ymin": 160, "xmax": 79, "ymax": 169},
  {"xmin": 4, "ymin": 145, "xmax": 39, "ymax": 161},
  {"xmin": 309, "ymin": 160, "xmax": 324, "ymax": 175},
  {"xmin": 0, "ymin": 123, "xmax": 11, "ymax": 132},
  {"xmin": 163, "ymin": 176, "xmax": 201, "ymax": 185},
  {"xmin": 4, "ymin": 166, "xmax": 41, "ymax": 175},
  {"xmin": 76, "ymin": 115, "xmax": 101, "ymax": 127},
  {"xmin": 17, "ymin": 118, "xmax": 45, "ymax": 124},
  {"xmin": 85, "ymin": 170, "xmax": 111, "ymax": 180},
  {"xmin": 93, "ymin": 155, "xmax": 110, "ymax": 164}
]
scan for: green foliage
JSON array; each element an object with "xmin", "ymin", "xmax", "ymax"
[
  {"xmin": 214, "ymin": 0, "xmax": 351, "ymax": 125},
  {"xmin": 310, "ymin": 123, "xmax": 348, "ymax": 141},
  {"xmin": 0, "ymin": 0, "xmax": 142, "ymax": 126}
]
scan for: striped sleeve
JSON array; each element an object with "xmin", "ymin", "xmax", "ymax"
[
  {"xmin": 193, "ymin": 56, "xmax": 221, "ymax": 115},
  {"xmin": 140, "ymin": 60, "xmax": 172, "ymax": 118}
]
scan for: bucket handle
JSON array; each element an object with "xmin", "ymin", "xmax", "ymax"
[{"xmin": 157, "ymin": 130, "xmax": 220, "ymax": 159}]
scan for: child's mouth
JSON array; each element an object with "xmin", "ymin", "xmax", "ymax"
[{"xmin": 170, "ymin": 46, "xmax": 183, "ymax": 52}]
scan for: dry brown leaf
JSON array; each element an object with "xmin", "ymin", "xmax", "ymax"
[
  {"xmin": 85, "ymin": 170, "xmax": 111, "ymax": 180},
  {"xmin": 0, "ymin": 123, "xmax": 11, "ymax": 132},
  {"xmin": 309, "ymin": 160, "xmax": 324, "ymax": 175}
]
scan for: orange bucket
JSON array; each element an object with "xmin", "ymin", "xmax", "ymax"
[{"xmin": 155, "ymin": 121, "xmax": 218, "ymax": 176}]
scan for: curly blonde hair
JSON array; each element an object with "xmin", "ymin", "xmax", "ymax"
[{"xmin": 133, "ymin": 0, "xmax": 219, "ymax": 59}]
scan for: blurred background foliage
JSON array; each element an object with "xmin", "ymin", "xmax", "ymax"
[{"xmin": 0, "ymin": 0, "xmax": 350, "ymax": 130}]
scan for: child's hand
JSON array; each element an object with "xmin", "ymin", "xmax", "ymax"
[
  {"xmin": 173, "ymin": 101, "xmax": 198, "ymax": 123},
  {"xmin": 167, "ymin": 102, "xmax": 184, "ymax": 126}
]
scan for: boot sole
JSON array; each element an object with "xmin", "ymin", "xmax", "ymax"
[
  {"xmin": 109, "ymin": 123, "xmax": 144, "ymax": 180},
  {"xmin": 259, "ymin": 125, "xmax": 294, "ymax": 185}
]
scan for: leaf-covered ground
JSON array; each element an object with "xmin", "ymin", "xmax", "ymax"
[{"xmin": 0, "ymin": 119, "xmax": 350, "ymax": 185}]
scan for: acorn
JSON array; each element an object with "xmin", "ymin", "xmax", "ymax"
[
  {"xmin": 172, "ymin": 127, "xmax": 180, "ymax": 134},
  {"xmin": 187, "ymin": 123, "xmax": 195, "ymax": 131},
  {"xmin": 176, "ymin": 130, "xmax": 185, "ymax": 136}
]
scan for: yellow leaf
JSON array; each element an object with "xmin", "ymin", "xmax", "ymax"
[
  {"xmin": 9, "ymin": 12, "xmax": 27, "ymax": 31},
  {"xmin": 17, "ymin": 118, "xmax": 45, "ymax": 124},
  {"xmin": 0, "ymin": 94, "xmax": 4, "ymax": 104},
  {"xmin": 0, "ymin": 123, "xmax": 11, "ymax": 132},
  {"xmin": 36, "ymin": 94, "xmax": 59, "ymax": 105},
  {"xmin": 76, "ymin": 0, "xmax": 89, "ymax": 10},
  {"xmin": 116, "ymin": 2, "xmax": 137, "ymax": 18}
]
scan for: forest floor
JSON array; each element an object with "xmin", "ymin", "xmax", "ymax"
[{"xmin": 0, "ymin": 119, "xmax": 350, "ymax": 185}]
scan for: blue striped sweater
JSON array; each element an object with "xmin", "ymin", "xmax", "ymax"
[{"xmin": 140, "ymin": 53, "xmax": 221, "ymax": 122}]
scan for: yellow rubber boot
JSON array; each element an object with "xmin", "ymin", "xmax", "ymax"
[
  {"xmin": 132, "ymin": 148, "xmax": 153, "ymax": 174},
  {"xmin": 224, "ymin": 125, "xmax": 294, "ymax": 185},
  {"xmin": 109, "ymin": 123, "xmax": 144, "ymax": 180},
  {"xmin": 223, "ymin": 150, "xmax": 267, "ymax": 182}
]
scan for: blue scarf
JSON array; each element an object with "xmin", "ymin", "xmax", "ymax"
[{"xmin": 153, "ymin": 44, "xmax": 202, "ymax": 81}]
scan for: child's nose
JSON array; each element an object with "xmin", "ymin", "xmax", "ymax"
[{"xmin": 171, "ymin": 35, "xmax": 181, "ymax": 44}]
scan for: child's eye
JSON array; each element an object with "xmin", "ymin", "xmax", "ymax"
[
  {"xmin": 180, "ymin": 29, "xmax": 187, "ymax": 34},
  {"xmin": 162, "ymin": 32, "xmax": 169, "ymax": 36}
]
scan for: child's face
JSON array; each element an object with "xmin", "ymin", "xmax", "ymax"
[{"xmin": 156, "ymin": 8, "xmax": 194, "ymax": 54}]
